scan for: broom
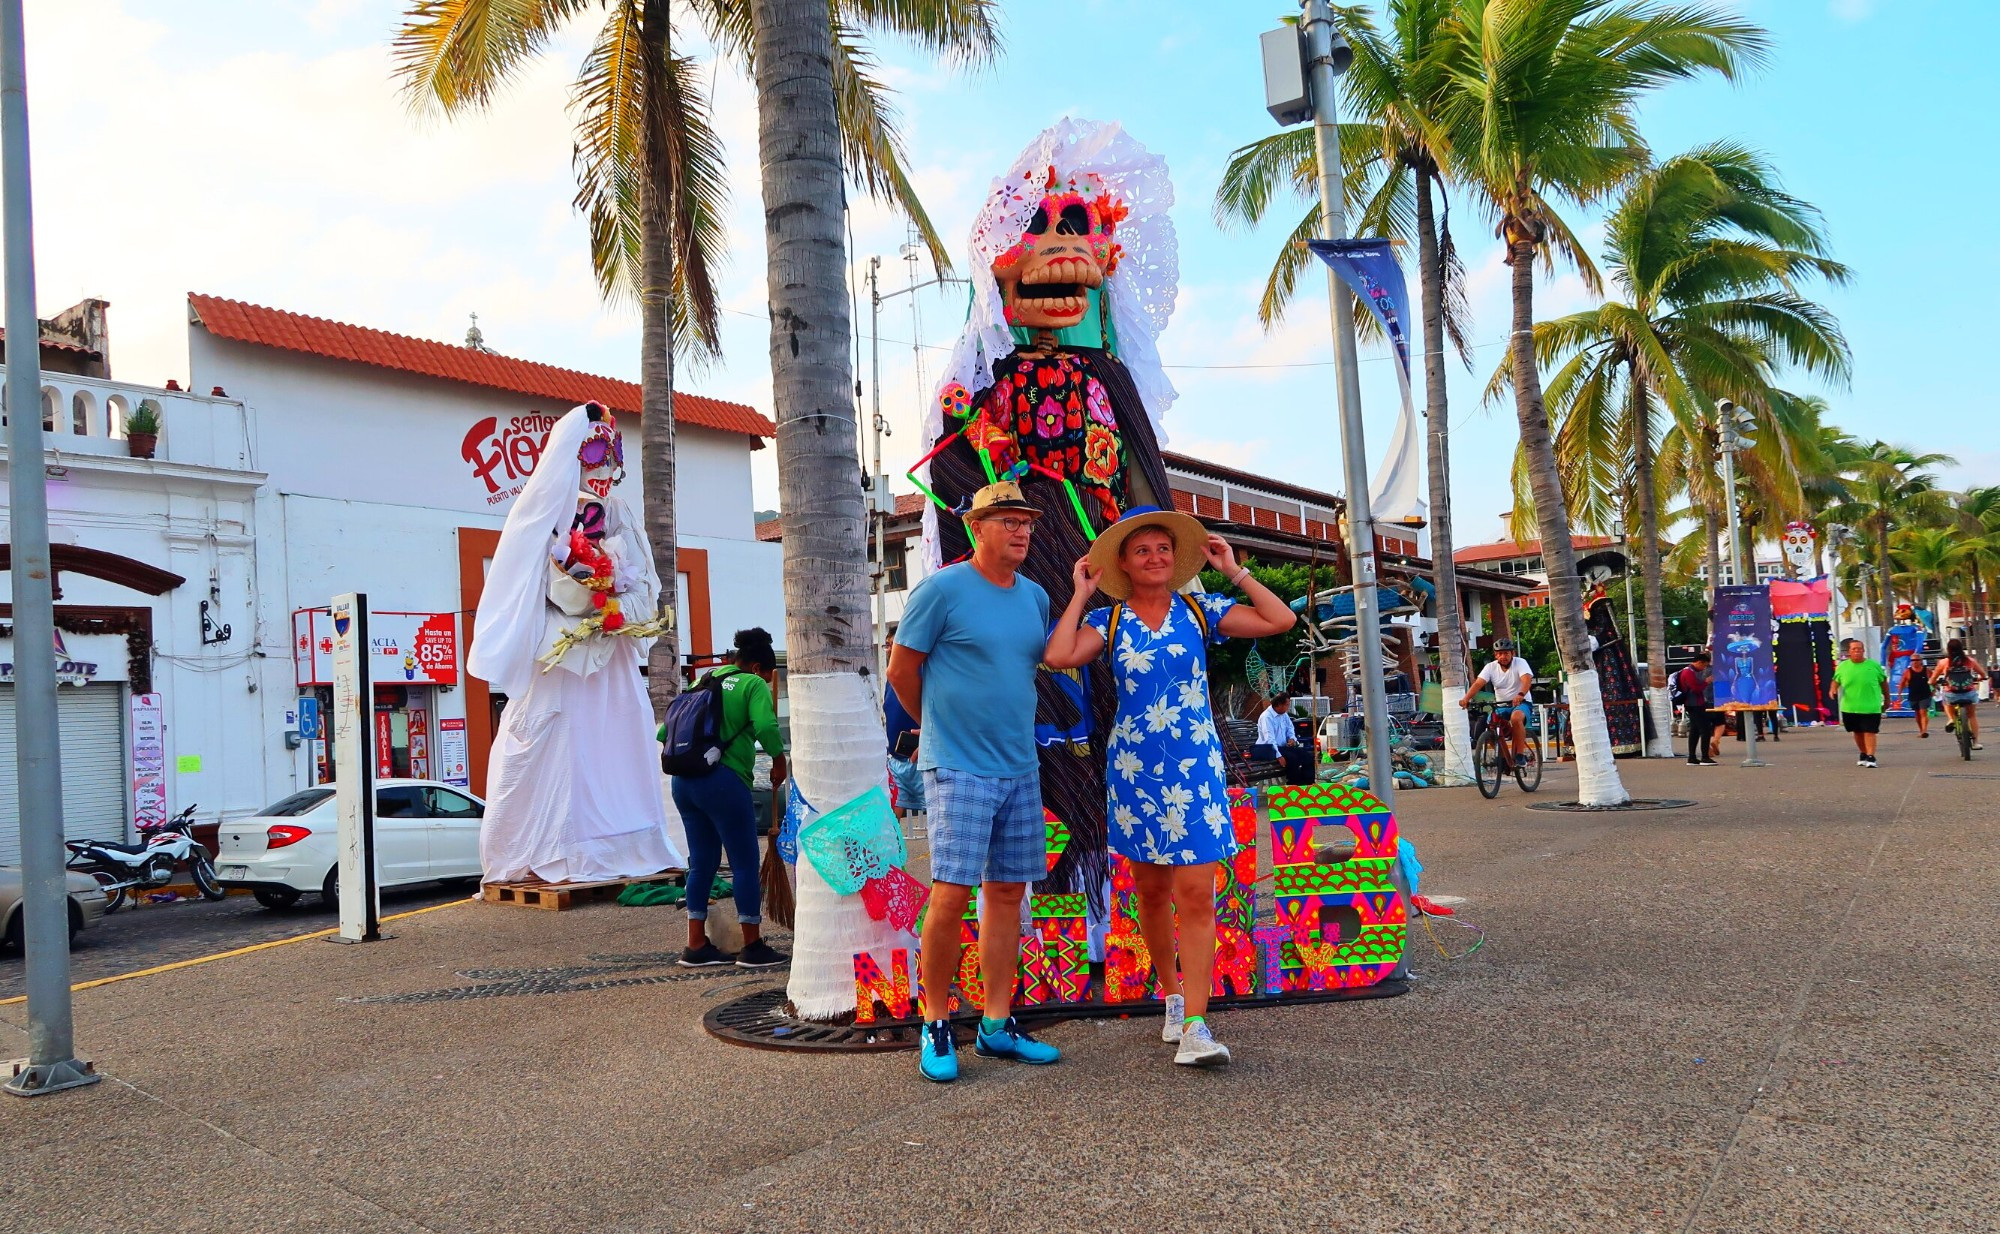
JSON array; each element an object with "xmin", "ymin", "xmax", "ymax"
[{"xmin": 761, "ymin": 779, "xmax": 796, "ymax": 929}]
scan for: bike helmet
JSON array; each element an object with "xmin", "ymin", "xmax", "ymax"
[{"xmin": 1493, "ymin": 638, "xmax": 1517, "ymax": 652}]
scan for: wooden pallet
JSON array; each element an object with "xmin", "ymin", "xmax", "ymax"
[{"xmin": 481, "ymin": 870, "xmax": 680, "ymax": 911}]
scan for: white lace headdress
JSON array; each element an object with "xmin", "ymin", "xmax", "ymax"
[{"xmin": 924, "ymin": 118, "xmax": 1180, "ymax": 448}]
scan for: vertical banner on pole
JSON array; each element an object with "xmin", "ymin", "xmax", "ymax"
[
  {"xmin": 1711, "ymin": 585, "xmax": 1779, "ymax": 710},
  {"xmin": 329, "ymin": 593, "xmax": 380, "ymax": 943}
]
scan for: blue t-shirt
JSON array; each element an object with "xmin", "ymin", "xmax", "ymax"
[
  {"xmin": 895, "ymin": 562, "xmax": 1050, "ymax": 778},
  {"xmin": 884, "ymin": 684, "xmax": 918, "ymax": 755}
]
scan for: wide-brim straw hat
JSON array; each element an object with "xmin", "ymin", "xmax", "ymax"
[{"xmin": 1088, "ymin": 505, "xmax": 1209, "ymax": 600}]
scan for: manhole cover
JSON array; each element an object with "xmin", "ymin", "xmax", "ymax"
[
  {"xmin": 705, "ymin": 987, "xmax": 923, "ymax": 1053},
  {"xmin": 706, "ymin": 978, "xmax": 1410, "ymax": 1053},
  {"xmin": 342, "ymin": 952, "xmax": 756, "ymax": 1004},
  {"xmin": 1526, "ymin": 798, "xmax": 1696, "ymax": 813}
]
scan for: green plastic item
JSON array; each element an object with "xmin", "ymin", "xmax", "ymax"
[{"xmin": 616, "ymin": 875, "xmax": 730, "ymax": 907}]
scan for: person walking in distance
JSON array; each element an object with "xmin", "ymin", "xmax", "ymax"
[
  {"xmin": 665, "ymin": 627, "xmax": 790, "ymax": 968},
  {"xmin": 1676, "ymin": 652, "xmax": 1720, "ymax": 766},
  {"xmin": 1832, "ymin": 638, "xmax": 1889, "ymax": 768},
  {"xmin": 887, "ymin": 482, "xmax": 1062, "ymax": 1083},
  {"xmin": 1900, "ymin": 655, "xmax": 1934, "ymax": 738}
]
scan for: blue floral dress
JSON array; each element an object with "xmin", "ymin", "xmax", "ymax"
[{"xmin": 1083, "ymin": 591, "xmax": 1240, "ymax": 866}]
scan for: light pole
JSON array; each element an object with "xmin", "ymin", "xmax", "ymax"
[
  {"xmin": 1295, "ymin": 0, "xmax": 1396, "ymax": 804},
  {"xmin": 2, "ymin": 0, "xmax": 97, "ymax": 1097},
  {"xmin": 864, "ymin": 256, "xmax": 966, "ymax": 693},
  {"xmin": 1716, "ymin": 398, "xmax": 1767, "ymax": 768}
]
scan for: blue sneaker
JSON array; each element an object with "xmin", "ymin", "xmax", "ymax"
[
  {"xmin": 973, "ymin": 1016, "xmax": 1060, "ymax": 1065},
  {"xmin": 918, "ymin": 1020, "xmax": 958, "ymax": 1083}
]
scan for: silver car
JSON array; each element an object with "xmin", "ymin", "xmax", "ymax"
[{"xmin": 0, "ymin": 868, "xmax": 112, "ymax": 952}]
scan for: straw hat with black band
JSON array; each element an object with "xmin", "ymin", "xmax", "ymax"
[
  {"xmin": 1087, "ymin": 505, "xmax": 1212, "ymax": 600},
  {"xmin": 962, "ymin": 479, "xmax": 1044, "ymax": 523}
]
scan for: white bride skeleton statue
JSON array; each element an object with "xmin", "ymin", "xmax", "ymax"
[{"xmin": 467, "ymin": 401, "xmax": 684, "ymax": 883}]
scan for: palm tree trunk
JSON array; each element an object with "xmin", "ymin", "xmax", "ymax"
[
  {"xmin": 1415, "ymin": 168, "xmax": 1472, "ymax": 782},
  {"xmin": 639, "ymin": 0, "xmax": 679, "ymax": 717},
  {"xmin": 1627, "ymin": 361, "xmax": 1673, "ymax": 755},
  {"xmin": 1875, "ymin": 522, "xmax": 1895, "ymax": 626},
  {"xmin": 1505, "ymin": 218, "xmax": 1628, "ymax": 806},
  {"xmin": 750, "ymin": 0, "xmax": 897, "ymax": 1019}
]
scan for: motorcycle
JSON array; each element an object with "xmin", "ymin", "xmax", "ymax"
[{"xmin": 64, "ymin": 803, "xmax": 226, "ymax": 912}]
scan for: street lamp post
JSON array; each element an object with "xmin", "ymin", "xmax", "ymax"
[
  {"xmin": 1716, "ymin": 398, "xmax": 1768, "ymax": 768},
  {"xmin": 1296, "ymin": 0, "xmax": 1396, "ymax": 805},
  {"xmin": 2, "ymin": 0, "xmax": 97, "ymax": 1097}
]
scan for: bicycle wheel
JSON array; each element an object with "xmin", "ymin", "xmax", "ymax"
[
  {"xmin": 1514, "ymin": 739, "xmax": 1544, "ymax": 792},
  {"xmin": 1960, "ymin": 718, "xmax": 1974, "ymax": 761},
  {"xmin": 1474, "ymin": 730, "xmax": 1505, "ymax": 799}
]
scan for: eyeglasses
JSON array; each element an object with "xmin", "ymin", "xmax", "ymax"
[
  {"xmin": 990, "ymin": 517, "xmax": 1037, "ymax": 534},
  {"xmin": 578, "ymin": 432, "xmax": 624, "ymax": 469}
]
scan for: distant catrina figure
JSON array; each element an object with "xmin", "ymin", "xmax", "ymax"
[
  {"xmin": 918, "ymin": 119, "xmax": 1181, "ymax": 906},
  {"xmin": 467, "ymin": 402, "xmax": 683, "ymax": 883}
]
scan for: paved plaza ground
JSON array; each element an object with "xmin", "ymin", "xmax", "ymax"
[{"xmin": 3, "ymin": 724, "xmax": 1994, "ymax": 1233}]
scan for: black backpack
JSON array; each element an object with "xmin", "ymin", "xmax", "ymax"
[
  {"xmin": 659, "ymin": 669, "xmax": 742, "ymax": 778},
  {"xmin": 1945, "ymin": 656, "xmax": 1978, "ymax": 691}
]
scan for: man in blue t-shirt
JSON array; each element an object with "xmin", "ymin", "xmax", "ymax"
[
  {"xmin": 887, "ymin": 481, "xmax": 1060, "ymax": 1083},
  {"xmin": 882, "ymin": 635, "xmax": 924, "ymax": 815}
]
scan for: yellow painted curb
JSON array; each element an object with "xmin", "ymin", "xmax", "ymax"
[{"xmin": 0, "ymin": 898, "xmax": 471, "ymax": 1007}]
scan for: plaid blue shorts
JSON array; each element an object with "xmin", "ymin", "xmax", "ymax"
[{"xmin": 923, "ymin": 766, "xmax": 1044, "ymax": 887}]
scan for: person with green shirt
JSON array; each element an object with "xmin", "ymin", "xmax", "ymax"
[
  {"xmin": 665, "ymin": 627, "xmax": 789, "ymax": 968},
  {"xmin": 1832, "ymin": 638, "xmax": 1890, "ymax": 768}
]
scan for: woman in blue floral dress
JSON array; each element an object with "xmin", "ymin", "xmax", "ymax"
[{"xmin": 1045, "ymin": 506, "xmax": 1295, "ymax": 1066}]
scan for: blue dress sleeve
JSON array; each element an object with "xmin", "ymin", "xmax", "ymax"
[
  {"xmin": 1083, "ymin": 605, "xmax": 1113, "ymax": 640},
  {"xmin": 1195, "ymin": 591, "xmax": 1238, "ymax": 645}
]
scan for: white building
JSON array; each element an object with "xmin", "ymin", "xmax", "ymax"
[{"xmin": 0, "ymin": 295, "xmax": 778, "ymax": 862}]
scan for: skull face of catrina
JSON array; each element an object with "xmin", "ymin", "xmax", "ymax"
[
  {"xmin": 577, "ymin": 418, "xmax": 624, "ymax": 501},
  {"xmin": 992, "ymin": 170, "xmax": 1129, "ymax": 332},
  {"xmin": 1781, "ymin": 521, "xmax": 1816, "ymax": 577}
]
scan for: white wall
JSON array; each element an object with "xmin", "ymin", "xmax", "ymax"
[{"xmin": 191, "ymin": 334, "xmax": 757, "ymax": 540}]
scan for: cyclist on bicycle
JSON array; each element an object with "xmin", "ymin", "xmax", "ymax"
[
  {"xmin": 1932, "ymin": 638, "xmax": 1983, "ymax": 751},
  {"xmin": 1459, "ymin": 639, "xmax": 1535, "ymax": 769}
]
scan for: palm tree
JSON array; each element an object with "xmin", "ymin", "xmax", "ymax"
[
  {"xmin": 394, "ymin": 0, "xmax": 998, "ymax": 713},
  {"xmin": 1442, "ymin": 0, "xmax": 1767, "ymax": 803},
  {"xmin": 1834, "ymin": 442, "xmax": 1956, "ymax": 625},
  {"xmin": 1495, "ymin": 145, "xmax": 1848, "ymax": 754},
  {"xmin": 1955, "ymin": 486, "xmax": 2000, "ymax": 659},
  {"xmin": 1888, "ymin": 525, "xmax": 1970, "ymax": 631},
  {"xmin": 746, "ymin": 0, "xmax": 906, "ymax": 1019},
  {"xmin": 1215, "ymin": 0, "xmax": 1483, "ymax": 780}
]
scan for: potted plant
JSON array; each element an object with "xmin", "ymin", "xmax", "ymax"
[{"xmin": 126, "ymin": 398, "xmax": 160, "ymax": 459}]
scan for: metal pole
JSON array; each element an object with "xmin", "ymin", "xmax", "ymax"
[
  {"xmin": 868, "ymin": 257, "xmax": 887, "ymax": 694},
  {"xmin": 1303, "ymin": 0, "xmax": 1393, "ymax": 806},
  {"xmin": 2, "ymin": 0, "xmax": 96, "ymax": 1097},
  {"xmin": 1720, "ymin": 435, "xmax": 1766, "ymax": 767}
]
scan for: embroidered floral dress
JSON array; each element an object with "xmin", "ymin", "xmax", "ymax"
[{"xmin": 1083, "ymin": 592, "xmax": 1239, "ymax": 866}]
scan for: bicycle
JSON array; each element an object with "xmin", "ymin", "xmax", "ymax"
[
  {"xmin": 1955, "ymin": 702, "xmax": 1976, "ymax": 762},
  {"xmin": 1467, "ymin": 701, "xmax": 1543, "ymax": 799}
]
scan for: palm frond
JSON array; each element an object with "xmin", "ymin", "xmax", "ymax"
[{"xmin": 394, "ymin": 0, "xmax": 593, "ymax": 113}]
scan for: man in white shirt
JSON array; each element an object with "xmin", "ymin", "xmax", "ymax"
[
  {"xmin": 1254, "ymin": 693, "xmax": 1314, "ymax": 785},
  {"xmin": 1459, "ymin": 639, "xmax": 1535, "ymax": 768}
]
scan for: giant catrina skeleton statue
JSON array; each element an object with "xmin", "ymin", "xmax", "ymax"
[
  {"xmin": 919, "ymin": 120, "xmax": 1180, "ymax": 907},
  {"xmin": 467, "ymin": 402, "xmax": 683, "ymax": 884}
]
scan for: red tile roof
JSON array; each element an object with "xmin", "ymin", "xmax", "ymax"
[
  {"xmin": 755, "ymin": 492, "xmax": 928, "ymax": 543},
  {"xmin": 755, "ymin": 518, "xmax": 783, "ymax": 542},
  {"xmin": 187, "ymin": 294, "xmax": 774, "ymax": 443},
  {"xmin": 1453, "ymin": 535, "xmax": 1618, "ymax": 566}
]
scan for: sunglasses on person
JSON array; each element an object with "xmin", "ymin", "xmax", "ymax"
[{"xmin": 578, "ymin": 432, "xmax": 624, "ymax": 469}]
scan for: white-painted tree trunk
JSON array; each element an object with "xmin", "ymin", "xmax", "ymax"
[
  {"xmin": 1567, "ymin": 670, "xmax": 1631, "ymax": 806},
  {"xmin": 1439, "ymin": 703, "xmax": 1476, "ymax": 786},
  {"xmin": 1644, "ymin": 686, "xmax": 1676, "ymax": 758},
  {"xmin": 784, "ymin": 672, "xmax": 909, "ymax": 1018}
]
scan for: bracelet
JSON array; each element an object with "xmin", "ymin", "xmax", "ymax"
[{"xmin": 1229, "ymin": 566, "xmax": 1251, "ymax": 588}]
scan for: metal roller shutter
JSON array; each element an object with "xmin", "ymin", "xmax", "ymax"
[{"xmin": 0, "ymin": 683, "xmax": 130, "ymax": 867}]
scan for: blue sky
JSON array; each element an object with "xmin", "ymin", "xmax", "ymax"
[{"xmin": 27, "ymin": 0, "xmax": 1997, "ymax": 541}]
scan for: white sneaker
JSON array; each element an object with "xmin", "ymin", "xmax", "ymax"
[
  {"xmin": 1161, "ymin": 993, "xmax": 1185, "ymax": 1043},
  {"xmin": 1975, "ymin": 743, "xmax": 1986, "ymax": 752},
  {"xmin": 1856, "ymin": 758, "xmax": 1868, "ymax": 766},
  {"xmin": 1174, "ymin": 1020, "xmax": 1231, "ymax": 1067}
]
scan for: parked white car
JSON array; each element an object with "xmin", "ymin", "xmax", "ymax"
[{"xmin": 215, "ymin": 780, "xmax": 485, "ymax": 909}]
